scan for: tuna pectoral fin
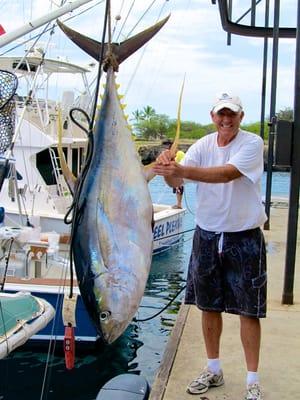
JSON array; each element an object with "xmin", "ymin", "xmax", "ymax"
[
  {"xmin": 57, "ymin": 14, "xmax": 170, "ymax": 66},
  {"xmin": 143, "ymin": 164, "xmax": 156, "ymax": 182}
]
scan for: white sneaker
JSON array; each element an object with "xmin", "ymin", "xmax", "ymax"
[
  {"xmin": 245, "ymin": 383, "xmax": 263, "ymax": 400},
  {"xmin": 186, "ymin": 367, "xmax": 224, "ymax": 394}
]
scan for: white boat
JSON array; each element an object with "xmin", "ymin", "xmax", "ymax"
[
  {"xmin": 153, "ymin": 204, "xmax": 185, "ymax": 254},
  {"xmin": 0, "ymin": 51, "xmax": 185, "ymax": 246},
  {"xmin": 0, "ymin": 291, "xmax": 54, "ymax": 358}
]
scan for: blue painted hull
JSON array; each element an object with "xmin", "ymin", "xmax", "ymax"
[{"xmin": 6, "ymin": 287, "xmax": 98, "ymax": 344}]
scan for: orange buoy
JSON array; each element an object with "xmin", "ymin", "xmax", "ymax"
[{"xmin": 64, "ymin": 326, "xmax": 75, "ymax": 370}]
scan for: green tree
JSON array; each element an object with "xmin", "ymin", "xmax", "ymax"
[
  {"xmin": 132, "ymin": 108, "xmax": 171, "ymax": 139},
  {"xmin": 132, "ymin": 109, "xmax": 143, "ymax": 122},
  {"xmin": 141, "ymin": 105, "xmax": 156, "ymax": 120}
]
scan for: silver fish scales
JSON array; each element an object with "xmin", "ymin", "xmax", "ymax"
[
  {"xmin": 59, "ymin": 15, "xmax": 169, "ymax": 344},
  {"xmin": 71, "ymin": 68, "xmax": 153, "ymax": 344}
]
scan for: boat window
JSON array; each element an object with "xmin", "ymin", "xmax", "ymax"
[
  {"xmin": 36, "ymin": 148, "xmax": 65, "ymax": 185},
  {"xmin": 12, "ymin": 62, "xmax": 37, "ymax": 72}
]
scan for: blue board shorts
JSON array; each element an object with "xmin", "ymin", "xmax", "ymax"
[{"xmin": 184, "ymin": 226, "xmax": 267, "ymax": 318}]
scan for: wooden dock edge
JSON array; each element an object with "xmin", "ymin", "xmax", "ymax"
[{"xmin": 149, "ymin": 303, "xmax": 190, "ymax": 400}]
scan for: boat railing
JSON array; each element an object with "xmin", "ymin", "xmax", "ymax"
[{"xmin": 48, "ymin": 148, "xmax": 71, "ymax": 199}]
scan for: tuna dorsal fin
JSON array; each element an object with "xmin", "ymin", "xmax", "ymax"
[{"xmin": 57, "ymin": 15, "xmax": 170, "ymax": 67}]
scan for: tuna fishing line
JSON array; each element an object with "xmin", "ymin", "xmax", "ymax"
[{"xmin": 134, "ymin": 284, "xmax": 186, "ymax": 322}]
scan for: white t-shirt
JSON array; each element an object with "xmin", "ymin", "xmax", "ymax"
[{"xmin": 182, "ymin": 129, "xmax": 267, "ymax": 232}]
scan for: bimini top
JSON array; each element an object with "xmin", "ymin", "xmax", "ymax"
[{"xmin": 0, "ymin": 55, "xmax": 90, "ymax": 74}]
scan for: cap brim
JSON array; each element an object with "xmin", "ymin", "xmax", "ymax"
[{"xmin": 212, "ymin": 103, "xmax": 241, "ymax": 113}]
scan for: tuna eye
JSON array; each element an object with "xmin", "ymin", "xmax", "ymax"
[{"xmin": 100, "ymin": 311, "xmax": 111, "ymax": 321}]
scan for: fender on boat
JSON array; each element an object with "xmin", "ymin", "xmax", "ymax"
[{"xmin": 96, "ymin": 374, "xmax": 150, "ymax": 400}]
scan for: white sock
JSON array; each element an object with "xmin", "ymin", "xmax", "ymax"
[
  {"xmin": 207, "ymin": 358, "xmax": 221, "ymax": 374},
  {"xmin": 247, "ymin": 371, "xmax": 259, "ymax": 386}
]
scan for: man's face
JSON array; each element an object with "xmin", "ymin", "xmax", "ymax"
[{"xmin": 210, "ymin": 108, "xmax": 244, "ymax": 136}]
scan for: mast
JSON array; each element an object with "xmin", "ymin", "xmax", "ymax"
[{"xmin": 0, "ymin": 0, "xmax": 94, "ymax": 48}]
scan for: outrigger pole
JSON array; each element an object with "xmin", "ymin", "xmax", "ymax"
[{"xmin": 0, "ymin": 0, "xmax": 94, "ymax": 48}]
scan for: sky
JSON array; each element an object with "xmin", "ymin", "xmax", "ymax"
[{"xmin": 0, "ymin": 0, "xmax": 298, "ymax": 124}]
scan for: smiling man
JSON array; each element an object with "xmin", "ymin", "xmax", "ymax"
[{"xmin": 153, "ymin": 92, "xmax": 267, "ymax": 400}]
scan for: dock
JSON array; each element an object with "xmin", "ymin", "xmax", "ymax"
[{"xmin": 150, "ymin": 205, "xmax": 300, "ymax": 400}]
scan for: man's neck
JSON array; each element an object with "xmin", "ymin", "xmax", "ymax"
[{"xmin": 217, "ymin": 129, "xmax": 239, "ymax": 147}]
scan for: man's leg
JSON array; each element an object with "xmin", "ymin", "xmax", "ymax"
[
  {"xmin": 240, "ymin": 315, "xmax": 261, "ymax": 372},
  {"xmin": 186, "ymin": 310, "xmax": 224, "ymax": 394},
  {"xmin": 202, "ymin": 310, "xmax": 223, "ymax": 358},
  {"xmin": 240, "ymin": 316, "xmax": 263, "ymax": 398},
  {"xmin": 176, "ymin": 192, "xmax": 182, "ymax": 208}
]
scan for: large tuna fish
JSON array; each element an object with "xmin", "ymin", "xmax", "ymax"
[{"xmin": 59, "ymin": 16, "xmax": 169, "ymax": 344}]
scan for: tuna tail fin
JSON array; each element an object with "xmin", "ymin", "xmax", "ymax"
[{"xmin": 57, "ymin": 15, "xmax": 170, "ymax": 68}]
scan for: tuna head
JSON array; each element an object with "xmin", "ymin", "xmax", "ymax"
[{"xmin": 92, "ymin": 254, "xmax": 151, "ymax": 344}]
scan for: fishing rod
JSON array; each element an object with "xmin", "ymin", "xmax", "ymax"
[{"xmin": 0, "ymin": 0, "xmax": 95, "ymax": 48}]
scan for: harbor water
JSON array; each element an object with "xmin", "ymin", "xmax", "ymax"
[{"xmin": 0, "ymin": 172, "xmax": 290, "ymax": 400}]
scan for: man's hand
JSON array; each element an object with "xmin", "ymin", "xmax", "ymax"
[
  {"xmin": 153, "ymin": 150, "xmax": 184, "ymax": 187},
  {"xmin": 153, "ymin": 159, "xmax": 183, "ymax": 178},
  {"xmin": 155, "ymin": 149, "xmax": 174, "ymax": 165}
]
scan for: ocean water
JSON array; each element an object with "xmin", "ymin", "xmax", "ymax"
[{"xmin": 0, "ymin": 172, "xmax": 290, "ymax": 400}]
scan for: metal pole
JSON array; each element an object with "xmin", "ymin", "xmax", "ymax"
[
  {"xmin": 282, "ymin": 0, "xmax": 300, "ymax": 305},
  {"xmin": 264, "ymin": 0, "xmax": 280, "ymax": 230},
  {"xmin": 260, "ymin": 0, "xmax": 270, "ymax": 140},
  {"xmin": 251, "ymin": 0, "xmax": 256, "ymax": 26},
  {"xmin": 227, "ymin": 0, "xmax": 232, "ymax": 45},
  {"xmin": 0, "ymin": 0, "xmax": 93, "ymax": 48},
  {"xmin": 235, "ymin": 0, "xmax": 262, "ymax": 24}
]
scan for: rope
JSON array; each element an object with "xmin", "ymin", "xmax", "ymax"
[
  {"xmin": 124, "ymin": 0, "xmax": 170, "ymax": 95},
  {"xmin": 112, "ymin": 0, "xmax": 126, "ymax": 39},
  {"xmin": 64, "ymin": 0, "xmax": 110, "ymax": 299},
  {"xmin": 134, "ymin": 284, "xmax": 186, "ymax": 322},
  {"xmin": 126, "ymin": 0, "xmax": 158, "ymax": 37},
  {"xmin": 153, "ymin": 226, "xmax": 195, "ymax": 243},
  {"xmin": 183, "ymin": 189, "xmax": 195, "ymax": 216},
  {"xmin": 39, "ymin": 259, "xmax": 70, "ymax": 400},
  {"xmin": 64, "ymin": 108, "xmax": 92, "ymax": 298},
  {"xmin": 115, "ymin": 0, "xmax": 136, "ymax": 42}
]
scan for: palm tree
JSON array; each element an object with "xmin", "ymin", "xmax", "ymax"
[
  {"xmin": 142, "ymin": 105, "xmax": 156, "ymax": 120},
  {"xmin": 132, "ymin": 109, "xmax": 143, "ymax": 122}
]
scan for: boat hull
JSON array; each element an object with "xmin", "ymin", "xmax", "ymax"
[
  {"xmin": 153, "ymin": 205, "xmax": 186, "ymax": 255},
  {"xmin": 3, "ymin": 205, "xmax": 186, "ymax": 254}
]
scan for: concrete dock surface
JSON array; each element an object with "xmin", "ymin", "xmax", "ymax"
[{"xmin": 150, "ymin": 206, "xmax": 300, "ymax": 400}]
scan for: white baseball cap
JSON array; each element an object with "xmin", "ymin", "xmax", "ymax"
[{"xmin": 212, "ymin": 92, "xmax": 243, "ymax": 113}]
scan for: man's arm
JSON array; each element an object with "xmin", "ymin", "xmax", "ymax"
[
  {"xmin": 182, "ymin": 164, "xmax": 242, "ymax": 183},
  {"xmin": 153, "ymin": 158, "xmax": 242, "ymax": 184}
]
